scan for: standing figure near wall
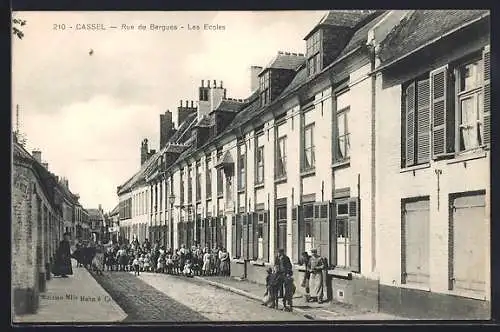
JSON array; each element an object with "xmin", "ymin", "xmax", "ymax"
[
  {"xmin": 308, "ymin": 248, "xmax": 324, "ymax": 303},
  {"xmin": 52, "ymin": 232, "xmax": 73, "ymax": 278}
]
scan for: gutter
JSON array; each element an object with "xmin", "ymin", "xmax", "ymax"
[{"xmin": 371, "ymin": 13, "xmax": 490, "ymax": 74}]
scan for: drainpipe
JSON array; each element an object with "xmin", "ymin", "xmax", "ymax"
[{"xmin": 368, "ymin": 41, "xmax": 377, "ymax": 274}]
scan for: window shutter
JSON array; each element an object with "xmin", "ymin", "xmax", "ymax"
[
  {"xmin": 263, "ymin": 211, "xmax": 269, "ymax": 262},
  {"xmin": 430, "ymin": 65, "xmax": 452, "ymax": 158},
  {"xmin": 241, "ymin": 214, "xmax": 248, "ymax": 259},
  {"xmin": 231, "ymin": 217, "xmax": 236, "ymax": 258},
  {"xmin": 200, "ymin": 218, "xmax": 206, "ymax": 248},
  {"xmin": 405, "ymin": 82, "xmax": 416, "ymax": 166},
  {"xmin": 314, "ymin": 202, "xmax": 330, "ymax": 265},
  {"xmin": 348, "ymin": 197, "xmax": 360, "ymax": 273},
  {"xmin": 253, "ymin": 212, "xmax": 259, "ymax": 260},
  {"xmin": 417, "ymin": 79, "xmax": 431, "ymax": 163},
  {"xmin": 330, "ymin": 201, "xmax": 337, "ymax": 267},
  {"xmin": 401, "ymin": 206, "xmax": 407, "ymax": 284},
  {"xmin": 248, "ymin": 213, "xmax": 254, "ymax": 260},
  {"xmin": 291, "ymin": 206, "xmax": 299, "ymax": 263},
  {"xmin": 236, "ymin": 215, "xmax": 242, "ymax": 258},
  {"xmin": 483, "ymin": 45, "xmax": 491, "ymax": 147}
]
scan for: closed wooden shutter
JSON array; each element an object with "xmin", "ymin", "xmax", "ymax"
[
  {"xmin": 237, "ymin": 213, "xmax": 248, "ymax": 259},
  {"xmin": 314, "ymin": 202, "xmax": 331, "ymax": 265},
  {"xmin": 417, "ymin": 79, "xmax": 431, "ymax": 163},
  {"xmin": 450, "ymin": 194, "xmax": 487, "ymax": 294},
  {"xmin": 238, "ymin": 214, "xmax": 244, "ymax": 259},
  {"xmin": 263, "ymin": 211, "xmax": 269, "ymax": 262},
  {"xmin": 401, "ymin": 199, "xmax": 430, "ymax": 285},
  {"xmin": 430, "ymin": 65, "xmax": 452, "ymax": 158},
  {"xmin": 248, "ymin": 213, "xmax": 254, "ymax": 260},
  {"xmin": 405, "ymin": 82, "xmax": 416, "ymax": 166},
  {"xmin": 291, "ymin": 206, "xmax": 299, "ymax": 263},
  {"xmin": 330, "ymin": 202, "xmax": 337, "ymax": 267},
  {"xmin": 483, "ymin": 45, "xmax": 490, "ymax": 147},
  {"xmin": 231, "ymin": 217, "xmax": 236, "ymax": 258},
  {"xmin": 253, "ymin": 212, "xmax": 259, "ymax": 260},
  {"xmin": 348, "ymin": 197, "xmax": 360, "ymax": 273},
  {"xmin": 200, "ymin": 219, "xmax": 205, "ymax": 248}
]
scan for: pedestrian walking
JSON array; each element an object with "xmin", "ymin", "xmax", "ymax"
[
  {"xmin": 309, "ymin": 248, "xmax": 325, "ymax": 303},
  {"xmin": 52, "ymin": 232, "xmax": 73, "ymax": 278},
  {"xmin": 300, "ymin": 251, "xmax": 311, "ymax": 302},
  {"xmin": 274, "ymin": 248, "xmax": 293, "ymax": 301},
  {"xmin": 283, "ymin": 274, "xmax": 296, "ymax": 311}
]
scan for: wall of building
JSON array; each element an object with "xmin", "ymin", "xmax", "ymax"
[{"xmin": 375, "ymin": 41, "xmax": 490, "ymax": 318}]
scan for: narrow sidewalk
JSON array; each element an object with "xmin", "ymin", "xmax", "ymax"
[
  {"xmin": 13, "ymin": 259, "xmax": 127, "ymax": 323},
  {"xmin": 193, "ymin": 276, "xmax": 405, "ymax": 321}
]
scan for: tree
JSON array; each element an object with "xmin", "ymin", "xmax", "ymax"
[{"xmin": 12, "ymin": 18, "xmax": 26, "ymax": 39}]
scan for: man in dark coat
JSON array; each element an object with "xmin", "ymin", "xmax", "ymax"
[
  {"xmin": 53, "ymin": 232, "xmax": 73, "ymax": 278},
  {"xmin": 274, "ymin": 248, "xmax": 293, "ymax": 302}
]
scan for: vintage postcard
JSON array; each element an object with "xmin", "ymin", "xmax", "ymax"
[{"xmin": 11, "ymin": 9, "xmax": 491, "ymax": 323}]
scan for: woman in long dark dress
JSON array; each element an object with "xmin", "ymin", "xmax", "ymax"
[{"xmin": 53, "ymin": 232, "xmax": 73, "ymax": 278}]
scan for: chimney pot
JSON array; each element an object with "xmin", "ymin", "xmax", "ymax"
[
  {"xmin": 208, "ymin": 80, "xmax": 211, "ymax": 88},
  {"xmin": 213, "ymin": 79, "xmax": 216, "ymax": 87},
  {"xmin": 285, "ymin": 52, "xmax": 290, "ymax": 55},
  {"xmin": 185, "ymin": 100, "xmax": 189, "ymax": 108},
  {"xmin": 201, "ymin": 80, "xmax": 204, "ymax": 87},
  {"xmin": 191, "ymin": 101, "xmax": 194, "ymax": 108},
  {"xmin": 220, "ymin": 80, "xmax": 223, "ymax": 88}
]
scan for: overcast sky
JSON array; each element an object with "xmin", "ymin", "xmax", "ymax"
[{"xmin": 12, "ymin": 10, "xmax": 326, "ymax": 212}]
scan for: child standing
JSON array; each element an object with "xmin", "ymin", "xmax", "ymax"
[
  {"xmin": 262, "ymin": 267, "xmax": 276, "ymax": 307},
  {"xmin": 132, "ymin": 255, "xmax": 140, "ymax": 276},
  {"xmin": 143, "ymin": 254, "xmax": 151, "ymax": 272},
  {"xmin": 183, "ymin": 259, "xmax": 193, "ymax": 277},
  {"xmin": 283, "ymin": 274, "xmax": 296, "ymax": 312},
  {"xmin": 202, "ymin": 249, "xmax": 211, "ymax": 276}
]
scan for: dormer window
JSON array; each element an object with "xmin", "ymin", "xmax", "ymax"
[
  {"xmin": 260, "ymin": 70, "xmax": 271, "ymax": 107},
  {"xmin": 306, "ymin": 30, "xmax": 322, "ymax": 76}
]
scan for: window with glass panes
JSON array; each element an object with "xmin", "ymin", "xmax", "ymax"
[
  {"xmin": 238, "ymin": 143, "xmax": 246, "ymax": 190},
  {"xmin": 255, "ymin": 133, "xmax": 264, "ymax": 184},
  {"xmin": 206, "ymin": 157, "xmax": 212, "ymax": 199},
  {"xmin": 275, "ymin": 121, "xmax": 287, "ymax": 179},
  {"xmin": 276, "ymin": 205, "xmax": 287, "ymax": 252},
  {"xmin": 306, "ymin": 30, "xmax": 321, "ymax": 76},
  {"xmin": 302, "ymin": 107, "xmax": 315, "ymax": 171},
  {"xmin": 303, "ymin": 203, "xmax": 314, "ymax": 238},
  {"xmin": 180, "ymin": 169, "xmax": 185, "ymax": 205},
  {"xmin": 187, "ymin": 166, "xmax": 192, "ymax": 203},
  {"xmin": 260, "ymin": 71, "xmax": 271, "ymax": 106},
  {"xmin": 335, "ymin": 90, "xmax": 351, "ymax": 162},
  {"xmin": 196, "ymin": 162, "xmax": 201, "ymax": 201}
]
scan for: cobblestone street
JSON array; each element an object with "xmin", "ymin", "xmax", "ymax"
[{"xmin": 93, "ymin": 271, "xmax": 308, "ymax": 322}]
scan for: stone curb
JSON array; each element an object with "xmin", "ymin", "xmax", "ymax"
[{"xmin": 192, "ymin": 276, "xmax": 317, "ymax": 321}]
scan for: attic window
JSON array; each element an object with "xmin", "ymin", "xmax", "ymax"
[
  {"xmin": 260, "ymin": 70, "xmax": 271, "ymax": 107},
  {"xmin": 306, "ymin": 30, "xmax": 321, "ymax": 77}
]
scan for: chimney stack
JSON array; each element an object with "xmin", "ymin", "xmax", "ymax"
[
  {"xmin": 32, "ymin": 150, "xmax": 42, "ymax": 163},
  {"xmin": 42, "ymin": 162, "xmax": 48, "ymax": 169},
  {"xmin": 220, "ymin": 81, "xmax": 223, "ymax": 88}
]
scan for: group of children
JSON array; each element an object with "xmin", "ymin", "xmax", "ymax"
[{"xmin": 263, "ymin": 266, "xmax": 296, "ymax": 312}]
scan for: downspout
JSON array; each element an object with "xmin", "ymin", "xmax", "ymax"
[{"xmin": 368, "ymin": 39, "xmax": 377, "ymax": 274}]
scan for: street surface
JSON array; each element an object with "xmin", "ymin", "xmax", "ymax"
[{"xmin": 93, "ymin": 271, "xmax": 308, "ymax": 322}]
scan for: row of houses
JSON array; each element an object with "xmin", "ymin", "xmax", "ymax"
[
  {"xmin": 12, "ymin": 135, "xmax": 103, "ymax": 315},
  {"xmin": 116, "ymin": 10, "xmax": 490, "ymax": 319}
]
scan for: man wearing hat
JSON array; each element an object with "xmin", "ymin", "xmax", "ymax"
[{"xmin": 274, "ymin": 248, "xmax": 292, "ymax": 304}]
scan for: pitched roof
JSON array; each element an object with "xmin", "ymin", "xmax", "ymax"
[
  {"xmin": 304, "ymin": 10, "xmax": 379, "ymax": 40},
  {"xmin": 213, "ymin": 99, "xmax": 244, "ymax": 113},
  {"xmin": 87, "ymin": 209, "xmax": 103, "ymax": 219},
  {"xmin": 169, "ymin": 112, "xmax": 197, "ymax": 144},
  {"xmin": 194, "ymin": 115, "xmax": 212, "ymax": 128},
  {"xmin": 109, "ymin": 204, "xmax": 119, "ymax": 216},
  {"xmin": 337, "ymin": 11, "xmax": 388, "ymax": 58},
  {"xmin": 260, "ymin": 52, "xmax": 306, "ymax": 75},
  {"xmin": 378, "ymin": 10, "xmax": 490, "ymax": 65}
]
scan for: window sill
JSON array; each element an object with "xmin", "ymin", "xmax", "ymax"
[
  {"xmin": 447, "ymin": 150, "xmax": 487, "ymax": 165},
  {"xmin": 300, "ymin": 169, "xmax": 316, "ymax": 177},
  {"xmin": 399, "ymin": 283, "xmax": 431, "ymax": 292},
  {"xmin": 328, "ymin": 268, "xmax": 353, "ymax": 280},
  {"xmin": 400, "ymin": 163, "xmax": 431, "ymax": 173},
  {"xmin": 332, "ymin": 159, "xmax": 350, "ymax": 170},
  {"xmin": 217, "ymin": 194, "xmax": 223, "ymax": 199},
  {"xmin": 254, "ymin": 183, "xmax": 265, "ymax": 190},
  {"xmin": 206, "ymin": 197, "xmax": 212, "ymax": 202},
  {"xmin": 237, "ymin": 188, "xmax": 245, "ymax": 194},
  {"xmin": 274, "ymin": 177, "xmax": 287, "ymax": 184}
]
